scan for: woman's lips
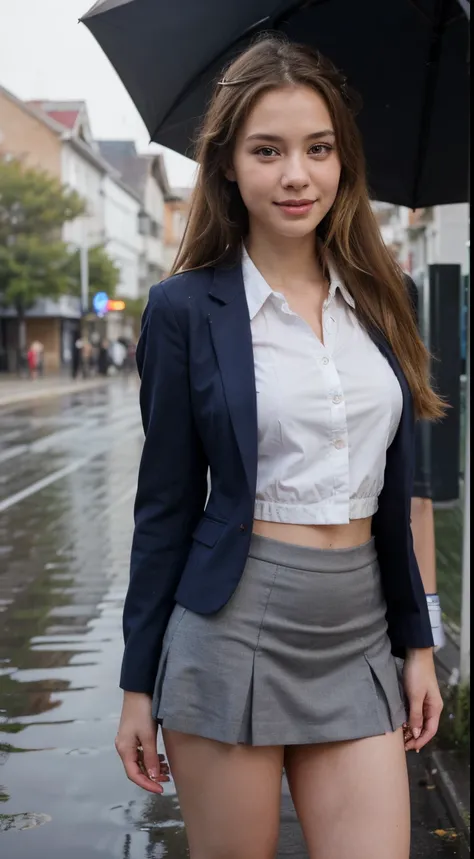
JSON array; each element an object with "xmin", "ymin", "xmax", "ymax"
[{"xmin": 274, "ymin": 201, "xmax": 315, "ymax": 215}]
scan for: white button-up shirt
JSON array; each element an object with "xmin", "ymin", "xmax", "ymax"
[{"xmin": 242, "ymin": 246, "xmax": 403, "ymax": 525}]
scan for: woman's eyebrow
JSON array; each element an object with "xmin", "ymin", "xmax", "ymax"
[{"xmin": 245, "ymin": 130, "xmax": 336, "ymax": 142}]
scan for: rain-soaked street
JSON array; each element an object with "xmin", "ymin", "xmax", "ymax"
[{"xmin": 0, "ymin": 381, "xmax": 467, "ymax": 859}]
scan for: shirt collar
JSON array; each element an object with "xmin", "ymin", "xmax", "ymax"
[
  {"xmin": 324, "ymin": 251, "xmax": 356, "ymax": 309},
  {"xmin": 241, "ymin": 245, "xmax": 274, "ymax": 320},
  {"xmin": 241, "ymin": 243, "xmax": 355, "ymax": 321}
]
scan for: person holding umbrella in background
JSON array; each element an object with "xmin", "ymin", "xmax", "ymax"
[
  {"xmin": 115, "ymin": 36, "xmax": 446, "ymax": 859},
  {"xmin": 407, "ymin": 278, "xmax": 446, "ymax": 654}
]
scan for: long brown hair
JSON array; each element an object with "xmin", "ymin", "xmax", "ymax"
[{"xmin": 172, "ymin": 34, "xmax": 444, "ymax": 420}]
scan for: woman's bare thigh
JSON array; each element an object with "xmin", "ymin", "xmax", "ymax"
[
  {"xmin": 284, "ymin": 727, "xmax": 410, "ymax": 859},
  {"xmin": 162, "ymin": 728, "xmax": 284, "ymax": 859}
]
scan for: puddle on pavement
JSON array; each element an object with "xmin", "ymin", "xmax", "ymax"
[
  {"xmin": 0, "ymin": 812, "xmax": 52, "ymax": 833},
  {"xmin": 0, "ymin": 389, "xmax": 190, "ymax": 858}
]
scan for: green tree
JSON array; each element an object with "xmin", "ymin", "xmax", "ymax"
[
  {"xmin": 0, "ymin": 157, "xmax": 85, "ymax": 350},
  {"xmin": 67, "ymin": 244, "xmax": 121, "ymax": 306}
]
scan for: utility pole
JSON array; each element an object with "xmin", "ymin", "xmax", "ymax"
[
  {"xmin": 460, "ymin": 238, "xmax": 470, "ymax": 684},
  {"xmin": 80, "ymin": 241, "xmax": 89, "ymax": 314}
]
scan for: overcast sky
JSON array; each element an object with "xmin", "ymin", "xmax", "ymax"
[{"xmin": 0, "ymin": 0, "xmax": 198, "ymax": 188}]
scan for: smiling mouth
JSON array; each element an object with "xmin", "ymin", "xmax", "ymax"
[
  {"xmin": 275, "ymin": 200, "xmax": 315, "ymax": 207},
  {"xmin": 274, "ymin": 200, "xmax": 316, "ymax": 215}
]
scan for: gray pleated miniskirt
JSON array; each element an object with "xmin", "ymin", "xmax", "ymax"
[{"xmin": 152, "ymin": 533, "xmax": 407, "ymax": 746}]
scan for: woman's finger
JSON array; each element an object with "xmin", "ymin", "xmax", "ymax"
[
  {"xmin": 124, "ymin": 752, "xmax": 165, "ymax": 794},
  {"xmin": 404, "ymin": 712, "xmax": 440, "ymax": 752},
  {"xmin": 414, "ymin": 713, "xmax": 441, "ymax": 750},
  {"xmin": 116, "ymin": 736, "xmax": 165, "ymax": 795},
  {"xmin": 408, "ymin": 695, "xmax": 424, "ymax": 742},
  {"xmin": 141, "ymin": 733, "xmax": 163, "ymax": 785}
]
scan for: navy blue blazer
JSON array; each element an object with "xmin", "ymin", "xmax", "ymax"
[{"xmin": 121, "ymin": 260, "xmax": 434, "ymax": 694}]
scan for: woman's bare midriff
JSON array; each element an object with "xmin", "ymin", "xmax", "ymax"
[{"xmin": 252, "ymin": 517, "xmax": 373, "ymax": 549}]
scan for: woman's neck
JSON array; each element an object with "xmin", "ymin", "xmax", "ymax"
[{"xmin": 244, "ymin": 230, "xmax": 326, "ymax": 293}]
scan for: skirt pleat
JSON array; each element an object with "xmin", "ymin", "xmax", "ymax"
[{"xmin": 152, "ymin": 533, "xmax": 407, "ymax": 745}]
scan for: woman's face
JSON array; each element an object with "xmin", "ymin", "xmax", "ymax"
[{"xmin": 228, "ymin": 85, "xmax": 341, "ymax": 241}]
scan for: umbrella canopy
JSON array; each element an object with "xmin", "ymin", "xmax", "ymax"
[{"xmin": 81, "ymin": 0, "xmax": 469, "ymax": 208}]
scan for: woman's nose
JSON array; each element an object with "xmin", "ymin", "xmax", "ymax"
[{"xmin": 281, "ymin": 157, "xmax": 310, "ymax": 189}]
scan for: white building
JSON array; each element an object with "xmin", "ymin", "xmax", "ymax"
[
  {"xmin": 31, "ymin": 102, "xmax": 143, "ymax": 304},
  {"xmin": 101, "ymin": 173, "xmax": 141, "ymax": 301},
  {"xmin": 97, "ymin": 142, "xmax": 170, "ymax": 297},
  {"xmin": 373, "ymin": 202, "xmax": 469, "ymax": 282}
]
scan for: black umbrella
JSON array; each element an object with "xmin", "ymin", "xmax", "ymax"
[{"xmin": 81, "ymin": 0, "xmax": 469, "ymax": 208}]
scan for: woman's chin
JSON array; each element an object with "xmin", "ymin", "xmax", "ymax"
[{"xmin": 268, "ymin": 221, "xmax": 321, "ymax": 240}]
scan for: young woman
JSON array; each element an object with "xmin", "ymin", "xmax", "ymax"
[{"xmin": 115, "ymin": 36, "xmax": 445, "ymax": 859}]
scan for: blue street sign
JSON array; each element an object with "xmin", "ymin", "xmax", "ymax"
[{"xmin": 93, "ymin": 292, "xmax": 109, "ymax": 315}]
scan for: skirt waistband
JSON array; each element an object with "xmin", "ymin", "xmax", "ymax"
[{"xmin": 247, "ymin": 532, "xmax": 377, "ymax": 573}]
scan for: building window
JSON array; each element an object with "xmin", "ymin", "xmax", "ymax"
[{"xmin": 138, "ymin": 210, "xmax": 149, "ymax": 235}]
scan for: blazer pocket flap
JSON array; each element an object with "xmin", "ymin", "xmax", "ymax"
[{"xmin": 192, "ymin": 516, "xmax": 226, "ymax": 548}]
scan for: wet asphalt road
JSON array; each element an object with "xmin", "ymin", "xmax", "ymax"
[{"xmin": 0, "ymin": 381, "xmax": 466, "ymax": 858}]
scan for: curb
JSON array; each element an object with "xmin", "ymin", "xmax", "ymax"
[{"xmin": 426, "ymin": 749, "xmax": 470, "ymax": 851}]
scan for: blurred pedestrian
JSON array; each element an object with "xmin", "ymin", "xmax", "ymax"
[
  {"xmin": 27, "ymin": 343, "xmax": 38, "ymax": 380},
  {"xmin": 110, "ymin": 339, "xmax": 127, "ymax": 372},
  {"xmin": 31, "ymin": 340, "xmax": 45, "ymax": 377},
  {"xmin": 72, "ymin": 334, "xmax": 83, "ymax": 379},
  {"xmin": 98, "ymin": 338, "xmax": 110, "ymax": 376},
  {"xmin": 115, "ymin": 38, "xmax": 445, "ymax": 859},
  {"xmin": 82, "ymin": 340, "xmax": 93, "ymax": 378}
]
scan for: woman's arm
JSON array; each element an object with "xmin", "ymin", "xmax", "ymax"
[
  {"xmin": 120, "ymin": 282, "xmax": 208, "ymax": 695},
  {"xmin": 411, "ymin": 495, "xmax": 437, "ymax": 594},
  {"xmin": 403, "ymin": 272, "xmax": 445, "ymax": 645},
  {"xmin": 116, "ymin": 282, "xmax": 209, "ymax": 795}
]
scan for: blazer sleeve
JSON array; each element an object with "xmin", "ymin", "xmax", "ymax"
[
  {"xmin": 120, "ymin": 284, "xmax": 208, "ymax": 694},
  {"xmin": 404, "ymin": 273, "xmax": 432, "ymax": 499}
]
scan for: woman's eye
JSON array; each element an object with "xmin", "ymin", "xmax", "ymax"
[
  {"xmin": 255, "ymin": 147, "xmax": 278, "ymax": 157},
  {"xmin": 310, "ymin": 144, "xmax": 333, "ymax": 157}
]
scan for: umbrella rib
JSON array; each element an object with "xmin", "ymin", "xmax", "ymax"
[
  {"xmin": 149, "ymin": 16, "xmax": 272, "ymax": 143},
  {"xmin": 456, "ymin": 0, "xmax": 470, "ymax": 20},
  {"xmin": 150, "ymin": 0, "xmax": 330, "ymax": 142},
  {"xmin": 272, "ymin": 0, "xmax": 331, "ymax": 29}
]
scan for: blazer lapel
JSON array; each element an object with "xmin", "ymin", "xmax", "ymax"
[{"xmin": 208, "ymin": 260, "xmax": 258, "ymax": 496}]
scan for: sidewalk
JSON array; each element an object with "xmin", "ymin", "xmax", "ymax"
[
  {"xmin": 276, "ymin": 632, "xmax": 470, "ymax": 859},
  {"xmin": 0, "ymin": 373, "xmax": 114, "ymax": 407},
  {"xmin": 429, "ymin": 628, "xmax": 471, "ymax": 853}
]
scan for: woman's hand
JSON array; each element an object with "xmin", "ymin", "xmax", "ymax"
[
  {"xmin": 402, "ymin": 648, "xmax": 443, "ymax": 753},
  {"xmin": 115, "ymin": 691, "xmax": 170, "ymax": 794}
]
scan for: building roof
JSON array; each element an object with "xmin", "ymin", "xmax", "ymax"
[
  {"xmin": 97, "ymin": 140, "xmax": 171, "ymax": 201},
  {"xmin": 98, "ymin": 140, "xmax": 148, "ymax": 198},
  {"xmin": 26, "ymin": 100, "xmax": 86, "ymax": 133},
  {"xmin": 0, "ymin": 85, "xmax": 69, "ymax": 136},
  {"xmin": 0, "ymin": 87, "xmax": 142, "ymax": 203}
]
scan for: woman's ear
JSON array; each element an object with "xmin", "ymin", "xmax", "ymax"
[{"xmin": 225, "ymin": 165, "xmax": 237, "ymax": 182}]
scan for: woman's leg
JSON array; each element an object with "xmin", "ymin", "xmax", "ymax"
[
  {"xmin": 162, "ymin": 728, "xmax": 284, "ymax": 859},
  {"xmin": 284, "ymin": 727, "xmax": 410, "ymax": 859}
]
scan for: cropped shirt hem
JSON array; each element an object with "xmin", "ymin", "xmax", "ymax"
[{"xmin": 253, "ymin": 496, "xmax": 379, "ymax": 525}]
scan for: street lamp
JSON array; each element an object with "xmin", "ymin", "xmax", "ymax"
[
  {"xmin": 80, "ymin": 242, "xmax": 89, "ymax": 314},
  {"xmin": 79, "ymin": 225, "xmax": 106, "ymax": 315}
]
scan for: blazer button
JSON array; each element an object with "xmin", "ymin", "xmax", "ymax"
[{"xmin": 239, "ymin": 523, "xmax": 247, "ymax": 532}]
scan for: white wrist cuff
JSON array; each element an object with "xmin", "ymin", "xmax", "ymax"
[{"xmin": 426, "ymin": 599, "xmax": 446, "ymax": 649}]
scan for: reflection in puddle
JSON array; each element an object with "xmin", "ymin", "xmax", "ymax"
[
  {"xmin": 0, "ymin": 811, "xmax": 52, "ymax": 832},
  {"xmin": 0, "ymin": 388, "xmax": 189, "ymax": 858}
]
